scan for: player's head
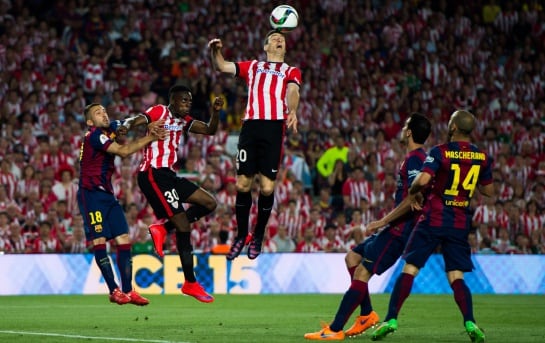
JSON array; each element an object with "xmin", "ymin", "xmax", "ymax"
[
  {"xmin": 264, "ymin": 30, "xmax": 286, "ymax": 56},
  {"xmin": 84, "ymin": 103, "xmax": 109, "ymax": 128},
  {"xmin": 401, "ymin": 112, "xmax": 431, "ymax": 145},
  {"xmin": 168, "ymin": 84, "xmax": 192, "ymax": 117},
  {"xmin": 448, "ymin": 110, "xmax": 476, "ymax": 141}
]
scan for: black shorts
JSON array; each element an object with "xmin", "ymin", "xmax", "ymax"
[
  {"xmin": 236, "ymin": 120, "xmax": 285, "ymax": 180},
  {"xmin": 137, "ymin": 168, "xmax": 199, "ymax": 220}
]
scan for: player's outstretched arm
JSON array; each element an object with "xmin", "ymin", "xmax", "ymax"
[
  {"xmin": 117, "ymin": 113, "xmax": 150, "ymax": 136},
  {"xmin": 189, "ymin": 97, "xmax": 224, "ymax": 135},
  {"xmin": 108, "ymin": 120, "xmax": 167, "ymax": 158},
  {"xmin": 208, "ymin": 38, "xmax": 236, "ymax": 74},
  {"xmin": 365, "ymin": 194, "xmax": 418, "ymax": 233}
]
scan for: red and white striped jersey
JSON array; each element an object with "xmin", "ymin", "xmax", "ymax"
[
  {"xmin": 494, "ymin": 11, "xmax": 519, "ymax": 33},
  {"xmin": 497, "ymin": 183, "xmax": 514, "ymax": 202},
  {"xmin": 138, "ymin": 105, "xmax": 194, "ymax": 171},
  {"xmin": 82, "ymin": 60, "xmax": 106, "ymax": 93},
  {"xmin": 0, "ymin": 171, "xmax": 17, "ymax": 200},
  {"xmin": 236, "ymin": 60, "xmax": 301, "ymax": 121},
  {"xmin": 342, "ymin": 178, "xmax": 370, "ymax": 209},
  {"xmin": 422, "ymin": 61, "xmax": 447, "ymax": 86},
  {"xmin": 295, "ymin": 240, "xmax": 322, "ymax": 253},
  {"xmin": 520, "ymin": 213, "xmax": 543, "ymax": 238},
  {"xmin": 472, "ymin": 205, "xmax": 496, "ymax": 225},
  {"xmin": 496, "ymin": 210, "xmax": 510, "ymax": 229},
  {"xmin": 278, "ymin": 209, "xmax": 306, "ymax": 240},
  {"xmin": 216, "ymin": 190, "xmax": 236, "ymax": 210},
  {"xmin": 318, "ymin": 235, "xmax": 345, "ymax": 252}
]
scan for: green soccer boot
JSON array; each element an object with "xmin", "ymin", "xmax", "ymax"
[
  {"xmin": 370, "ymin": 318, "xmax": 398, "ymax": 341},
  {"xmin": 465, "ymin": 321, "xmax": 485, "ymax": 343}
]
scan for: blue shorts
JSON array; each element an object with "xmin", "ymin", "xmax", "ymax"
[
  {"xmin": 77, "ymin": 189, "xmax": 129, "ymax": 241},
  {"xmin": 352, "ymin": 226, "xmax": 406, "ymax": 275},
  {"xmin": 403, "ymin": 217, "xmax": 473, "ymax": 272}
]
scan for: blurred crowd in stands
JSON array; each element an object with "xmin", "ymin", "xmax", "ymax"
[{"xmin": 0, "ymin": 0, "xmax": 544, "ymax": 256}]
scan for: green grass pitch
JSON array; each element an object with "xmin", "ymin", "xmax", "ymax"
[{"xmin": 0, "ymin": 294, "xmax": 544, "ymax": 342}]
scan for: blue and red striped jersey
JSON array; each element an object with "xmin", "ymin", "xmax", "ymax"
[
  {"xmin": 391, "ymin": 147, "xmax": 427, "ymax": 237},
  {"xmin": 78, "ymin": 121, "xmax": 122, "ymax": 193},
  {"xmin": 420, "ymin": 141, "xmax": 493, "ymax": 229}
]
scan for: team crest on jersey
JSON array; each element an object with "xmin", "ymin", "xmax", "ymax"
[
  {"xmin": 94, "ymin": 224, "xmax": 103, "ymax": 233},
  {"xmin": 99, "ymin": 134, "xmax": 109, "ymax": 144},
  {"xmin": 172, "ymin": 201, "xmax": 179, "ymax": 209}
]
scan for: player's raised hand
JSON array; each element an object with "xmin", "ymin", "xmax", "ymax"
[
  {"xmin": 212, "ymin": 97, "xmax": 224, "ymax": 111},
  {"xmin": 208, "ymin": 38, "xmax": 222, "ymax": 50},
  {"xmin": 148, "ymin": 120, "xmax": 167, "ymax": 140}
]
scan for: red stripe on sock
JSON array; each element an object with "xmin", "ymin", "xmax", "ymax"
[
  {"xmin": 93, "ymin": 244, "xmax": 106, "ymax": 252},
  {"xmin": 117, "ymin": 243, "xmax": 131, "ymax": 251}
]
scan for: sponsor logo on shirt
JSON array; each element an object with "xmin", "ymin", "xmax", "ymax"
[
  {"xmin": 256, "ymin": 68, "xmax": 285, "ymax": 77},
  {"xmin": 164, "ymin": 124, "xmax": 184, "ymax": 131},
  {"xmin": 444, "ymin": 199, "xmax": 469, "ymax": 207}
]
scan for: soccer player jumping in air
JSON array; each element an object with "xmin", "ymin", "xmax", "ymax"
[
  {"xmin": 208, "ymin": 30, "xmax": 301, "ymax": 260},
  {"xmin": 125, "ymin": 85, "xmax": 224, "ymax": 303},
  {"xmin": 304, "ymin": 113, "xmax": 432, "ymax": 340}
]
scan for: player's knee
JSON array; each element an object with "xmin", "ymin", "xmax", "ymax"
[
  {"xmin": 345, "ymin": 251, "xmax": 360, "ymax": 267},
  {"xmin": 402, "ymin": 263, "xmax": 420, "ymax": 276},
  {"xmin": 207, "ymin": 197, "xmax": 217, "ymax": 211},
  {"xmin": 235, "ymin": 175, "xmax": 252, "ymax": 192},
  {"xmin": 447, "ymin": 270, "xmax": 464, "ymax": 284},
  {"xmin": 353, "ymin": 264, "xmax": 371, "ymax": 281},
  {"xmin": 259, "ymin": 180, "xmax": 275, "ymax": 195}
]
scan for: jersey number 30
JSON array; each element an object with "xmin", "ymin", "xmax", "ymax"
[{"xmin": 444, "ymin": 164, "xmax": 480, "ymax": 198}]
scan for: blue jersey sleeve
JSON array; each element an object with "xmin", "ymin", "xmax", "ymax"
[
  {"xmin": 421, "ymin": 146, "xmax": 442, "ymax": 177},
  {"xmin": 479, "ymin": 155, "xmax": 494, "ymax": 186},
  {"xmin": 110, "ymin": 120, "xmax": 122, "ymax": 131},
  {"xmin": 406, "ymin": 154, "xmax": 425, "ymax": 186},
  {"xmin": 89, "ymin": 128, "xmax": 114, "ymax": 152}
]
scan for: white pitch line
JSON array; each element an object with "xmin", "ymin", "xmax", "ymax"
[{"xmin": 0, "ymin": 330, "xmax": 192, "ymax": 343}]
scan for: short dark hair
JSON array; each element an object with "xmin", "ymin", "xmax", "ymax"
[
  {"xmin": 83, "ymin": 103, "xmax": 101, "ymax": 120},
  {"xmin": 408, "ymin": 112, "xmax": 431, "ymax": 144},
  {"xmin": 263, "ymin": 29, "xmax": 284, "ymax": 46},
  {"xmin": 168, "ymin": 84, "xmax": 192, "ymax": 101}
]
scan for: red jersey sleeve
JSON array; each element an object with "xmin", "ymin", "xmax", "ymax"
[
  {"xmin": 184, "ymin": 114, "xmax": 195, "ymax": 133},
  {"xmin": 145, "ymin": 105, "xmax": 168, "ymax": 122},
  {"xmin": 287, "ymin": 67, "xmax": 302, "ymax": 86},
  {"xmin": 235, "ymin": 61, "xmax": 253, "ymax": 81}
]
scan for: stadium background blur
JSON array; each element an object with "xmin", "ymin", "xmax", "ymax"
[{"xmin": 0, "ymin": 0, "xmax": 544, "ymax": 256}]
